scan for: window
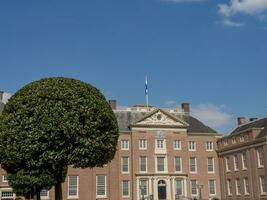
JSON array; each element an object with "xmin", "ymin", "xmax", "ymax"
[
  {"xmin": 234, "ymin": 155, "xmax": 239, "ymax": 171},
  {"xmin": 40, "ymin": 190, "xmax": 49, "ymax": 199},
  {"xmin": 257, "ymin": 148, "xmax": 264, "ymax": 168},
  {"xmin": 157, "ymin": 157, "xmax": 165, "ymax": 172},
  {"xmin": 188, "ymin": 141, "xmax": 196, "ymax": 151},
  {"xmin": 139, "ymin": 139, "xmax": 147, "ymax": 150},
  {"xmin": 244, "ymin": 177, "xmax": 250, "ymax": 195},
  {"xmin": 235, "ymin": 179, "xmax": 241, "ymax": 195},
  {"xmin": 121, "ymin": 140, "xmax": 129, "ymax": 150},
  {"xmin": 122, "ymin": 180, "xmax": 130, "ymax": 197},
  {"xmin": 174, "ymin": 140, "xmax": 181, "ymax": 150},
  {"xmin": 227, "ymin": 179, "xmax": 232, "ymax": 196},
  {"xmin": 206, "ymin": 141, "xmax": 214, "ymax": 151},
  {"xmin": 1, "ymin": 192, "xmax": 14, "ymax": 199},
  {"xmin": 225, "ymin": 157, "xmax": 230, "ymax": 172},
  {"xmin": 209, "ymin": 180, "xmax": 216, "ymax": 195},
  {"xmin": 140, "ymin": 156, "xmax": 147, "ymax": 172},
  {"xmin": 232, "ymin": 137, "xmax": 236, "ymax": 144},
  {"xmin": 174, "ymin": 156, "xmax": 182, "ymax": 172},
  {"xmin": 240, "ymin": 135, "xmax": 245, "ymax": 142},
  {"xmin": 176, "ymin": 179, "xmax": 183, "ymax": 196},
  {"xmin": 260, "ymin": 176, "xmax": 267, "ymax": 194},
  {"xmin": 189, "ymin": 157, "xmax": 197, "ymax": 173},
  {"xmin": 242, "ymin": 152, "xmax": 247, "ymax": 169},
  {"xmin": 2, "ymin": 175, "xmax": 8, "ymax": 183},
  {"xmin": 68, "ymin": 175, "xmax": 78, "ymax": 198},
  {"xmin": 157, "ymin": 139, "xmax": 164, "ymax": 149},
  {"xmin": 96, "ymin": 175, "xmax": 106, "ymax": 197},
  {"xmin": 224, "ymin": 139, "xmax": 228, "ymax": 146},
  {"xmin": 140, "ymin": 179, "xmax": 148, "ymax": 197},
  {"xmin": 121, "ymin": 157, "xmax": 129, "ymax": 173},
  {"xmin": 207, "ymin": 157, "xmax": 214, "ymax": 173},
  {"xmin": 191, "ymin": 180, "xmax": 198, "ymax": 196}
]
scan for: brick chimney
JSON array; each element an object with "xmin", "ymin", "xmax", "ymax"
[
  {"xmin": 249, "ymin": 117, "xmax": 258, "ymax": 122},
  {"xmin": 181, "ymin": 102, "xmax": 190, "ymax": 113},
  {"xmin": 108, "ymin": 100, "xmax": 117, "ymax": 110},
  {"xmin": 237, "ymin": 117, "xmax": 246, "ymax": 126},
  {"xmin": 0, "ymin": 91, "xmax": 3, "ymax": 102}
]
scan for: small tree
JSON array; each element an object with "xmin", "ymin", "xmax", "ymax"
[{"xmin": 0, "ymin": 77, "xmax": 119, "ymax": 200}]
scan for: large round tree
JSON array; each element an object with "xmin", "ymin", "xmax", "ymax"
[{"xmin": 0, "ymin": 77, "xmax": 119, "ymax": 200}]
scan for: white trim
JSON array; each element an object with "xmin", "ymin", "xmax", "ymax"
[
  {"xmin": 189, "ymin": 157, "xmax": 197, "ymax": 174},
  {"xmin": 257, "ymin": 148, "xmax": 264, "ymax": 168},
  {"xmin": 233, "ymin": 155, "xmax": 239, "ymax": 171},
  {"xmin": 244, "ymin": 177, "xmax": 250, "ymax": 195},
  {"xmin": 96, "ymin": 175, "xmax": 107, "ymax": 198},
  {"xmin": 122, "ymin": 180, "xmax": 130, "ymax": 198},
  {"xmin": 174, "ymin": 156, "xmax": 182, "ymax": 173},
  {"xmin": 190, "ymin": 180, "xmax": 198, "ymax": 196},
  {"xmin": 132, "ymin": 127, "xmax": 188, "ymax": 131},
  {"xmin": 207, "ymin": 157, "xmax": 215, "ymax": 174},
  {"xmin": 259, "ymin": 176, "xmax": 267, "ymax": 195},
  {"xmin": 173, "ymin": 140, "xmax": 182, "ymax": 150},
  {"xmin": 206, "ymin": 141, "xmax": 214, "ymax": 151},
  {"xmin": 242, "ymin": 152, "xmax": 247, "ymax": 170},
  {"xmin": 188, "ymin": 141, "xmax": 196, "ymax": 151},
  {"xmin": 235, "ymin": 179, "xmax": 241, "ymax": 196},
  {"xmin": 208, "ymin": 179, "xmax": 216, "ymax": 196},
  {"xmin": 155, "ymin": 156, "xmax": 168, "ymax": 173},
  {"xmin": 139, "ymin": 139, "xmax": 147, "ymax": 150},
  {"xmin": 121, "ymin": 157, "xmax": 130, "ymax": 174},
  {"xmin": 67, "ymin": 175, "xmax": 79, "ymax": 199},
  {"xmin": 121, "ymin": 140, "xmax": 129, "ymax": 150},
  {"xmin": 227, "ymin": 179, "xmax": 232, "ymax": 196},
  {"xmin": 2, "ymin": 175, "xmax": 8, "ymax": 183},
  {"xmin": 40, "ymin": 189, "xmax": 49, "ymax": 199},
  {"xmin": 139, "ymin": 156, "xmax": 147, "ymax": 173}
]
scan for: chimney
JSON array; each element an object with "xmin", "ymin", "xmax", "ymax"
[
  {"xmin": 249, "ymin": 117, "xmax": 258, "ymax": 122},
  {"xmin": 108, "ymin": 100, "xmax": 117, "ymax": 110},
  {"xmin": 181, "ymin": 102, "xmax": 190, "ymax": 113},
  {"xmin": 0, "ymin": 91, "xmax": 3, "ymax": 102},
  {"xmin": 237, "ymin": 117, "xmax": 246, "ymax": 126}
]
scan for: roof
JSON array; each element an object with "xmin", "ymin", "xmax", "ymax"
[
  {"xmin": 231, "ymin": 117, "xmax": 267, "ymax": 135},
  {"xmin": 0, "ymin": 102, "xmax": 4, "ymax": 113},
  {"xmin": 115, "ymin": 108, "xmax": 217, "ymax": 134}
]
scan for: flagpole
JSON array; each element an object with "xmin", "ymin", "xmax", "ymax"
[{"xmin": 145, "ymin": 76, "xmax": 148, "ymax": 109}]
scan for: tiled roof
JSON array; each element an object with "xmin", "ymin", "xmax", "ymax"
[
  {"xmin": 231, "ymin": 117, "xmax": 267, "ymax": 135},
  {"xmin": 115, "ymin": 109, "xmax": 217, "ymax": 134}
]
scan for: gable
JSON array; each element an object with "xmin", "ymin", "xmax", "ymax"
[{"xmin": 132, "ymin": 109, "xmax": 189, "ymax": 128}]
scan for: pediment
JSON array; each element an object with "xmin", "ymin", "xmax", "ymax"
[{"xmin": 132, "ymin": 109, "xmax": 189, "ymax": 128}]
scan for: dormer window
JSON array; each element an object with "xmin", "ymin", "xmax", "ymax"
[
  {"xmin": 223, "ymin": 139, "xmax": 228, "ymax": 146},
  {"xmin": 232, "ymin": 137, "xmax": 236, "ymax": 144}
]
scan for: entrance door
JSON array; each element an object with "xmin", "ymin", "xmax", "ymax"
[{"xmin": 158, "ymin": 180, "xmax": 167, "ymax": 200}]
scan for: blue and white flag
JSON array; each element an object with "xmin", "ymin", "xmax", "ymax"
[{"xmin": 145, "ymin": 76, "xmax": 148, "ymax": 95}]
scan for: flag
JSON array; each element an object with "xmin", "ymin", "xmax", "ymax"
[{"xmin": 145, "ymin": 76, "xmax": 148, "ymax": 95}]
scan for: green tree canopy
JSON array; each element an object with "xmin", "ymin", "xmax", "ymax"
[{"xmin": 0, "ymin": 77, "xmax": 119, "ymax": 200}]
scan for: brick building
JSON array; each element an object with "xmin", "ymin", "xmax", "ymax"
[
  {"xmin": 217, "ymin": 117, "xmax": 267, "ymax": 200},
  {"xmin": 0, "ymin": 99, "xmax": 222, "ymax": 200}
]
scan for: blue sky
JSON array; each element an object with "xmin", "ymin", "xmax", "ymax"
[{"xmin": 0, "ymin": 0, "xmax": 267, "ymax": 134}]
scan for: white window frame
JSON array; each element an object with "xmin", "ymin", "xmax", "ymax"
[
  {"xmin": 188, "ymin": 141, "xmax": 196, "ymax": 151},
  {"xmin": 121, "ymin": 140, "xmax": 129, "ymax": 150},
  {"xmin": 235, "ymin": 179, "xmax": 241, "ymax": 196},
  {"xmin": 139, "ymin": 156, "xmax": 147, "ymax": 173},
  {"xmin": 139, "ymin": 179, "xmax": 148, "ymax": 197},
  {"xmin": 40, "ymin": 189, "xmax": 49, "ymax": 199},
  {"xmin": 232, "ymin": 137, "xmax": 236, "ymax": 144},
  {"xmin": 207, "ymin": 157, "xmax": 215, "ymax": 173},
  {"xmin": 224, "ymin": 139, "xmax": 228, "ymax": 146},
  {"xmin": 1, "ymin": 191, "xmax": 15, "ymax": 199},
  {"xmin": 155, "ymin": 156, "xmax": 167, "ymax": 173},
  {"xmin": 225, "ymin": 157, "xmax": 230, "ymax": 172},
  {"xmin": 191, "ymin": 180, "xmax": 198, "ymax": 196},
  {"xmin": 242, "ymin": 152, "xmax": 247, "ymax": 170},
  {"xmin": 2, "ymin": 175, "xmax": 8, "ymax": 183},
  {"xmin": 240, "ymin": 135, "xmax": 245, "ymax": 142},
  {"xmin": 208, "ymin": 180, "xmax": 216, "ymax": 196},
  {"xmin": 121, "ymin": 157, "xmax": 129, "ymax": 174},
  {"xmin": 68, "ymin": 175, "xmax": 79, "ymax": 199},
  {"xmin": 189, "ymin": 157, "xmax": 197, "ymax": 173},
  {"xmin": 227, "ymin": 179, "xmax": 232, "ymax": 196},
  {"xmin": 174, "ymin": 156, "xmax": 182, "ymax": 173},
  {"xmin": 96, "ymin": 175, "xmax": 107, "ymax": 198},
  {"xmin": 234, "ymin": 155, "xmax": 239, "ymax": 171},
  {"xmin": 257, "ymin": 148, "xmax": 264, "ymax": 168},
  {"xmin": 156, "ymin": 139, "xmax": 164, "ymax": 149},
  {"xmin": 175, "ymin": 179, "xmax": 184, "ymax": 196},
  {"xmin": 244, "ymin": 177, "xmax": 250, "ymax": 195},
  {"xmin": 139, "ymin": 139, "xmax": 147, "ymax": 150},
  {"xmin": 206, "ymin": 141, "xmax": 214, "ymax": 151},
  {"xmin": 173, "ymin": 140, "xmax": 181, "ymax": 150},
  {"xmin": 260, "ymin": 176, "xmax": 267, "ymax": 195},
  {"xmin": 122, "ymin": 180, "xmax": 130, "ymax": 197}
]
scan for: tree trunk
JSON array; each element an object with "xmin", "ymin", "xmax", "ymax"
[
  {"xmin": 36, "ymin": 188, "xmax": 41, "ymax": 200},
  {"xmin": 55, "ymin": 182, "xmax": 62, "ymax": 200}
]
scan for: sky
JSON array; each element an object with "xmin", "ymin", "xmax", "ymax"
[{"xmin": 0, "ymin": 0, "xmax": 267, "ymax": 134}]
